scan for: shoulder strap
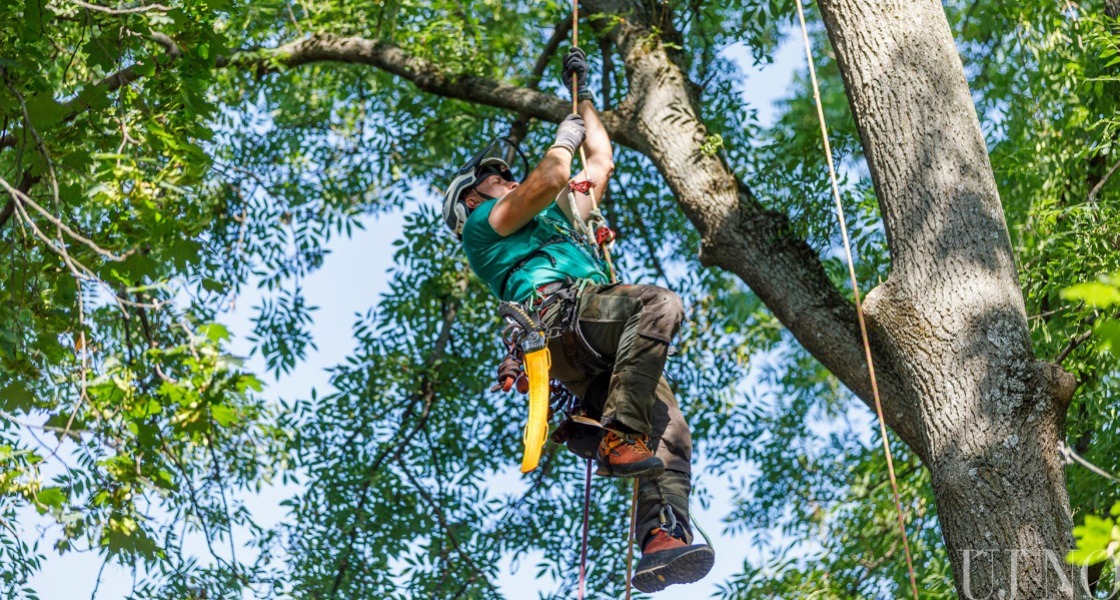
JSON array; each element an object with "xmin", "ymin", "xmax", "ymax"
[{"xmin": 499, "ymin": 235, "xmax": 568, "ymax": 299}]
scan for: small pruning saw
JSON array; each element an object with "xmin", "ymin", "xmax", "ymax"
[{"xmin": 498, "ymin": 302, "xmax": 551, "ymax": 474}]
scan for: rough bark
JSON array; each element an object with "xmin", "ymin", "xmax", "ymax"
[
  {"xmin": 579, "ymin": 0, "xmax": 927, "ymax": 449},
  {"xmin": 817, "ymin": 1, "xmax": 1081, "ymax": 598},
  {"xmin": 1107, "ymin": 0, "xmax": 1120, "ymax": 19}
]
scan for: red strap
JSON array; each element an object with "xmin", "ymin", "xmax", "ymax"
[
  {"xmin": 595, "ymin": 227, "xmax": 615, "ymax": 246},
  {"xmin": 568, "ymin": 179, "xmax": 596, "ymax": 194}
]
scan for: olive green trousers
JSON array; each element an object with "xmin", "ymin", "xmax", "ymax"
[{"xmin": 542, "ymin": 283, "xmax": 695, "ymax": 544}]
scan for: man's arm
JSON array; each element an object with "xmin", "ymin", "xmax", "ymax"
[
  {"xmin": 570, "ymin": 99, "xmax": 614, "ymax": 222},
  {"xmin": 561, "ymin": 48, "xmax": 614, "ymax": 222},
  {"xmin": 488, "ymin": 115, "xmax": 586, "ymax": 236},
  {"xmin": 488, "ymin": 149, "xmax": 572, "ymax": 236}
]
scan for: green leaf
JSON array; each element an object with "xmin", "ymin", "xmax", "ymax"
[
  {"xmin": 23, "ymin": 0, "xmax": 47, "ymax": 33},
  {"xmin": 0, "ymin": 381, "xmax": 35, "ymax": 412},
  {"xmin": 238, "ymin": 374, "xmax": 263, "ymax": 392},
  {"xmin": 34, "ymin": 487, "xmax": 65, "ymax": 514},
  {"xmin": 1096, "ymin": 320, "xmax": 1120, "ymax": 356},
  {"xmin": 1067, "ymin": 514, "xmax": 1119, "ymax": 566},
  {"xmin": 24, "ymin": 92, "xmax": 69, "ymax": 129},
  {"xmin": 1061, "ymin": 281, "xmax": 1120, "ymax": 308},
  {"xmin": 200, "ymin": 322, "xmax": 230, "ymax": 343},
  {"xmin": 210, "ymin": 404, "xmax": 239, "ymax": 427}
]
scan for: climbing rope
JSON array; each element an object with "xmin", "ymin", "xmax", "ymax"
[
  {"xmin": 568, "ymin": 0, "xmax": 618, "ymax": 284},
  {"xmin": 578, "ymin": 458, "xmax": 592, "ymax": 599},
  {"xmin": 625, "ymin": 479, "xmax": 639, "ymax": 600},
  {"xmin": 792, "ymin": 2, "xmax": 920, "ymax": 599},
  {"xmin": 567, "ymin": 0, "xmax": 630, "ymax": 596}
]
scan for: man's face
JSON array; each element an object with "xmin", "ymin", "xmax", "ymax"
[{"xmin": 463, "ymin": 174, "xmax": 518, "ymax": 209}]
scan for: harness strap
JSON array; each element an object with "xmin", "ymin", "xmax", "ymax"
[
  {"xmin": 554, "ymin": 284, "xmax": 612, "ymax": 375},
  {"xmin": 499, "ymin": 236, "xmax": 567, "ymax": 299}
]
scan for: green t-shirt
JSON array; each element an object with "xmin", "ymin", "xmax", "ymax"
[{"xmin": 462, "ymin": 198, "xmax": 609, "ymax": 302}]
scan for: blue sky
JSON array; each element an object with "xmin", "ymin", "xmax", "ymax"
[{"xmin": 27, "ymin": 33, "xmax": 813, "ymax": 600}]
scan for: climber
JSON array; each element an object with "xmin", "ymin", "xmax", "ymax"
[{"xmin": 440, "ymin": 47, "xmax": 714, "ymax": 592}]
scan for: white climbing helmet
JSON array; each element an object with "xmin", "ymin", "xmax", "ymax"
[{"xmin": 442, "ymin": 137, "xmax": 526, "ymax": 238}]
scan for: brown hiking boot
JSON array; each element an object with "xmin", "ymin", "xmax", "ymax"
[
  {"xmin": 595, "ymin": 431, "xmax": 664, "ymax": 478},
  {"xmin": 632, "ymin": 529, "xmax": 715, "ymax": 593}
]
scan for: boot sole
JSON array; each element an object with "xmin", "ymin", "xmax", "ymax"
[
  {"xmin": 632, "ymin": 545, "xmax": 715, "ymax": 593},
  {"xmin": 595, "ymin": 457, "xmax": 665, "ymax": 478}
]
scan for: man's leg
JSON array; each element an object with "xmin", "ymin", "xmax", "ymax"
[
  {"xmin": 576, "ymin": 283, "xmax": 684, "ymax": 435},
  {"xmin": 545, "ymin": 292, "xmax": 713, "ymax": 590},
  {"xmin": 631, "ymin": 376, "xmax": 714, "ymax": 592},
  {"xmin": 635, "ymin": 377, "xmax": 693, "ymax": 538}
]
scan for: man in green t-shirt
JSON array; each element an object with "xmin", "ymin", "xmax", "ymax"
[{"xmin": 441, "ymin": 48, "xmax": 713, "ymax": 593}]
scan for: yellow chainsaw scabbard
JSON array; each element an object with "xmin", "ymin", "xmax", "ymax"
[{"xmin": 519, "ymin": 344, "xmax": 552, "ymax": 474}]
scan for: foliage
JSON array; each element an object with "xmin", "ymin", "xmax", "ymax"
[
  {"xmin": 1068, "ymin": 502, "xmax": 1120, "ymax": 597},
  {"xmin": 1, "ymin": 0, "xmax": 1120, "ymax": 598}
]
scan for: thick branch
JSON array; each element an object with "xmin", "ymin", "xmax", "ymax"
[
  {"xmin": 60, "ymin": 31, "xmax": 181, "ymax": 117},
  {"xmin": 224, "ymin": 34, "xmax": 641, "ymax": 149},
  {"xmin": 210, "ymin": 10, "xmax": 915, "ymax": 447},
  {"xmin": 580, "ymin": 0, "xmax": 921, "ymax": 451}
]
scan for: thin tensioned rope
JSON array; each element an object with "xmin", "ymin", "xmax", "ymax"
[
  {"xmin": 578, "ymin": 458, "xmax": 592, "ymax": 599},
  {"xmin": 571, "ymin": 0, "xmax": 630, "ymax": 595},
  {"xmin": 625, "ymin": 479, "xmax": 639, "ymax": 600},
  {"xmin": 569, "ymin": 0, "xmax": 617, "ymax": 283},
  {"xmin": 792, "ymin": 1, "xmax": 920, "ymax": 598}
]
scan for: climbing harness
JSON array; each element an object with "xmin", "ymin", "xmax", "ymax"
[
  {"xmin": 793, "ymin": 1, "xmax": 920, "ymax": 598},
  {"xmin": 497, "ymin": 302, "xmax": 552, "ymax": 473}
]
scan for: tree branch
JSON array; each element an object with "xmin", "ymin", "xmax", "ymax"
[
  {"xmin": 222, "ymin": 34, "xmax": 641, "ymax": 149},
  {"xmin": 396, "ymin": 456, "xmax": 500, "ymax": 595},
  {"xmin": 328, "ymin": 280, "xmax": 464, "ymax": 597},
  {"xmin": 579, "ymin": 0, "xmax": 922, "ymax": 450},
  {"xmin": 1056, "ymin": 328, "xmax": 1095, "ymax": 365},
  {"xmin": 63, "ymin": 0, "xmax": 171, "ymax": 14},
  {"xmin": 216, "ymin": 10, "xmax": 916, "ymax": 447},
  {"xmin": 60, "ymin": 31, "xmax": 181, "ymax": 117},
  {"xmin": 1087, "ymin": 156, "xmax": 1120, "ymax": 203},
  {"xmin": 0, "ymin": 172, "xmax": 33, "ymax": 231}
]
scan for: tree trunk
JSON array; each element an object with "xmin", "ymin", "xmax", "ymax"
[
  {"xmin": 583, "ymin": 0, "xmax": 927, "ymax": 447},
  {"xmin": 817, "ymin": 1, "xmax": 1081, "ymax": 598}
]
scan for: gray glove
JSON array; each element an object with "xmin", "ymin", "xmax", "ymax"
[
  {"xmin": 562, "ymin": 47, "xmax": 594, "ymax": 103},
  {"xmin": 551, "ymin": 114, "xmax": 586, "ymax": 154}
]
